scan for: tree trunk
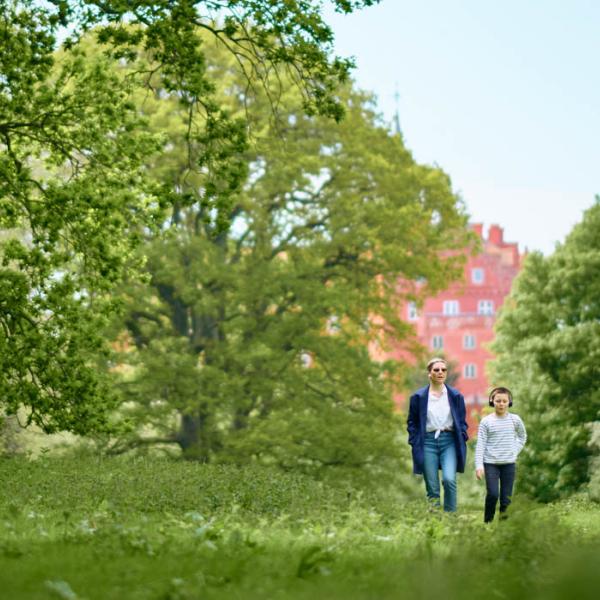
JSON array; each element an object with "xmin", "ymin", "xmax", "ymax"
[{"xmin": 176, "ymin": 408, "xmax": 223, "ymax": 462}]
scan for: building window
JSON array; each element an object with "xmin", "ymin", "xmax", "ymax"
[
  {"xmin": 432, "ymin": 335, "xmax": 443, "ymax": 350},
  {"xmin": 464, "ymin": 364, "xmax": 476, "ymax": 379},
  {"xmin": 471, "ymin": 268, "xmax": 484, "ymax": 284},
  {"xmin": 463, "ymin": 334, "xmax": 476, "ymax": 349},
  {"xmin": 478, "ymin": 300, "xmax": 494, "ymax": 315},
  {"xmin": 407, "ymin": 302, "xmax": 418, "ymax": 320},
  {"xmin": 443, "ymin": 300, "xmax": 460, "ymax": 315}
]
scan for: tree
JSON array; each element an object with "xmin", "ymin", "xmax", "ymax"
[
  {"xmin": 108, "ymin": 39, "xmax": 471, "ymax": 470},
  {"xmin": 0, "ymin": 0, "xmax": 378, "ymax": 433},
  {"xmin": 1, "ymin": 8, "xmax": 159, "ymax": 433},
  {"xmin": 490, "ymin": 199, "xmax": 600, "ymax": 501}
]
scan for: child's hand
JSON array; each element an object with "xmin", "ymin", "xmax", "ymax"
[{"xmin": 476, "ymin": 468, "xmax": 484, "ymax": 480}]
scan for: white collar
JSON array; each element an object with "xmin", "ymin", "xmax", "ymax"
[{"xmin": 429, "ymin": 384, "xmax": 447, "ymax": 398}]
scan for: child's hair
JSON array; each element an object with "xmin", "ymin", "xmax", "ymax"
[
  {"xmin": 488, "ymin": 386, "xmax": 513, "ymax": 407},
  {"xmin": 427, "ymin": 357, "xmax": 447, "ymax": 372}
]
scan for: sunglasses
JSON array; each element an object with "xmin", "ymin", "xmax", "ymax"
[{"xmin": 432, "ymin": 368, "xmax": 447, "ymax": 373}]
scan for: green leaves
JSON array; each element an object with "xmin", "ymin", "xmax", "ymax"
[
  {"xmin": 109, "ymin": 38, "xmax": 470, "ymax": 469},
  {"xmin": 491, "ymin": 198, "xmax": 600, "ymax": 500},
  {"xmin": 2, "ymin": 0, "xmax": 380, "ymax": 435},
  {"xmin": 0, "ymin": 7, "xmax": 163, "ymax": 432},
  {"xmin": 41, "ymin": 0, "xmax": 367, "ymax": 120}
]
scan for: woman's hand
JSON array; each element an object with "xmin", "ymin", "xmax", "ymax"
[{"xmin": 476, "ymin": 468, "xmax": 484, "ymax": 480}]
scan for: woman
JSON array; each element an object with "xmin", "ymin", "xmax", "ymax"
[{"xmin": 407, "ymin": 357, "xmax": 469, "ymax": 512}]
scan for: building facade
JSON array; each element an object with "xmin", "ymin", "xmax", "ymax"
[{"xmin": 399, "ymin": 223, "xmax": 522, "ymax": 425}]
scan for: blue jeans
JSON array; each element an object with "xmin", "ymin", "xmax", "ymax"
[
  {"xmin": 484, "ymin": 463, "xmax": 516, "ymax": 522},
  {"xmin": 423, "ymin": 431, "xmax": 457, "ymax": 512}
]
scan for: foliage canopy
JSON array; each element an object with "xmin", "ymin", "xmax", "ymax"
[
  {"xmin": 491, "ymin": 199, "xmax": 600, "ymax": 501},
  {"xmin": 108, "ymin": 36, "xmax": 472, "ymax": 469},
  {"xmin": 0, "ymin": 0, "xmax": 379, "ymax": 433}
]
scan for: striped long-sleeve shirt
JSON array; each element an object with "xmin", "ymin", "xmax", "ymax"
[{"xmin": 475, "ymin": 412, "xmax": 527, "ymax": 470}]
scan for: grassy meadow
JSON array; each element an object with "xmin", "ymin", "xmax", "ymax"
[{"xmin": 1, "ymin": 454, "xmax": 599, "ymax": 600}]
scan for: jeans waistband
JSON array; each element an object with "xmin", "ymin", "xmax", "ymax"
[{"xmin": 425, "ymin": 429, "xmax": 454, "ymax": 438}]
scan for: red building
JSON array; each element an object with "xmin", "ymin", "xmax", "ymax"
[{"xmin": 392, "ymin": 223, "xmax": 523, "ymax": 425}]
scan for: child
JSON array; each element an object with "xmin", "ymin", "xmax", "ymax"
[{"xmin": 475, "ymin": 387, "xmax": 527, "ymax": 523}]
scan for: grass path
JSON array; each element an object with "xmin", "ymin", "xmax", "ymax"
[{"xmin": 1, "ymin": 455, "xmax": 598, "ymax": 599}]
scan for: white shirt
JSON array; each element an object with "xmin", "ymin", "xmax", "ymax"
[{"xmin": 426, "ymin": 385, "xmax": 454, "ymax": 438}]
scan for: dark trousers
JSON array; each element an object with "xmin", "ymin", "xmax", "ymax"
[{"xmin": 484, "ymin": 463, "xmax": 516, "ymax": 523}]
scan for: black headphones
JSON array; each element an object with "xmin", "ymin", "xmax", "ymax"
[{"xmin": 488, "ymin": 387, "xmax": 513, "ymax": 407}]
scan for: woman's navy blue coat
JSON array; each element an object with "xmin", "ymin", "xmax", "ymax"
[{"xmin": 407, "ymin": 385, "xmax": 469, "ymax": 475}]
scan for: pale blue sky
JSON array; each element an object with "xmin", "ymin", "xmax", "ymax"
[{"xmin": 324, "ymin": 0, "xmax": 599, "ymax": 254}]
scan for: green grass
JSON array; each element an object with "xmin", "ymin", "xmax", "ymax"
[{"xmin": 1, "ymin": 454, "xmax": 599, "ymax": 599}]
